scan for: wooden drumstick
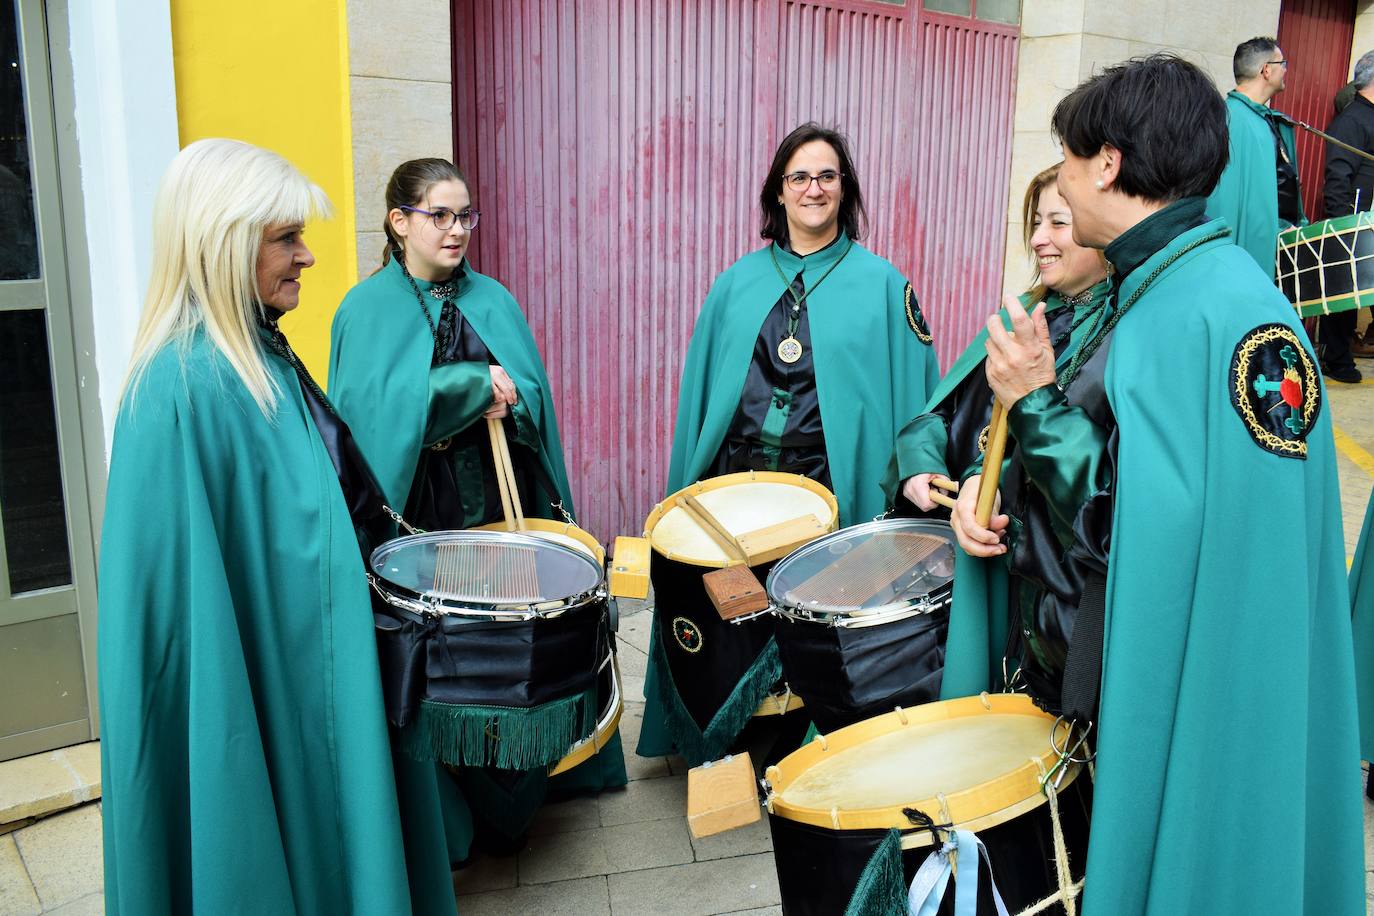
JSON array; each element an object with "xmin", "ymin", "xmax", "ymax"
[
  {"xmin": 487, "ymin": 417, "xmax": 518, "ymax": 532},
  {"xmin": 676, "ymin": 495, "xmax": 748, "ymax": 563},
  {"xmin": 975, "ymin": 398, "xmax": 1008, "ymax": 528},
  {"xmin": 494, "ymin": 417, "xmax": 526, "ymax": 531},
  {"xmin": 928, "ymin": 474, "xmax": 959, "ymax": 509}
]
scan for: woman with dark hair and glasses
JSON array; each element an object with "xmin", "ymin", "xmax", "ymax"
[
  {"xmin": 950, "ymin": 55, "xmax": 1363, "ymax": 913},
  {"xmin": 636, "ymin": 122, "xmax": 941, "ymax": 761},
  {"xmin": 328, "ymin": 158, "xmax": 627, "ymax": 856}
]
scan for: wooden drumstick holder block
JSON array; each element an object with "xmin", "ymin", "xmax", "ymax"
[
  {"xmin": 686, "ymin": 751, "xmax": 761, "ymax": 838},
  {"xmin": 703, "ymin": 565, "xmax": 769, "ymax": 620},
  {"xmin": 609, "ymin": 536, "xmax": 651, "ymax": 599}
]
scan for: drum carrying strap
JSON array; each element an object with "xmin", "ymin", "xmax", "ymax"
[
  {"xmin": 906, "ymin": 829, "xmax": 1009, "ymax": 916},
  {"xmin": 1060, "ymin": 571, "xmax": 1107, "ymax": 726}
]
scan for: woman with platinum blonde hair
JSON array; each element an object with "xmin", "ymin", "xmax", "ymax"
[{"xmin": 99, "ymin": 138, "xmax": 457, "ymax": 915}]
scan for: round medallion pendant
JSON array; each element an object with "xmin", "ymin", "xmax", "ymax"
[{"xmin": 777, "ymin": 336, "xmax": 803, "ymax": 364}]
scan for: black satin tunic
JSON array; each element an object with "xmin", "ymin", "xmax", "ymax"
[
  {"xmin": 712, "ymin": 240, "xmax": 834, "ymax": 487},
  {"xmin": 1001, "ymin": 341, "xmax": 1116, "ymax": 711},
  {"xmin": 406, "ymin": 271, "xmax": 541, "ymax": 531},
  {"xmin": 931, "ymin": 302, "xmax": 1085, "ymax": 490}
]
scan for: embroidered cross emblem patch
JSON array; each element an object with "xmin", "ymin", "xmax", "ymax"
[{"xmin": 1229, "ymin": 324, "xmax": 1320, "ymax": 459}]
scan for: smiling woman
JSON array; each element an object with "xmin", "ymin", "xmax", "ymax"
[
  {"xmin": 636, "ymin": 122, "xmax": 942, "ymax": 766},
  {"xmin": 99, "ymin": 138, "xmax": 457, "ymax": 915}
]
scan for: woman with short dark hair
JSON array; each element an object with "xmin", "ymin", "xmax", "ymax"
[
  {"xmin": 950, "ymin": 54, "xmax": 1363, "ymax": 914},
  {"xmin": 636, "ymin": 122, "xmax": 940, "ymax": 762}
]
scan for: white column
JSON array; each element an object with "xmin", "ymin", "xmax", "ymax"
[{"xmin": 63, "ymin": 0, "xmax": 180, "ymax": 454}]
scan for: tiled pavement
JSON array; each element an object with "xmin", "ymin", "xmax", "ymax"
[{"xmin": 7, "ymin": 380, "xmax": 1374, "ymax": 914}]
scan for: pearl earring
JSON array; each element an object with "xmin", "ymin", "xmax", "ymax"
[{"xmin": 1095, "ymin": 180, "xmax": 1104, "ymax": 190}]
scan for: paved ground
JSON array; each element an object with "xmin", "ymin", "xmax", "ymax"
[{"xmin": 7, "ymin": 379, "xmax": 1374, "ymax": 914}]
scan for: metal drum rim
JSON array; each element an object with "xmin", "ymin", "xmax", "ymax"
[
  {"xmin": 369, "ymin": 529, "xmax": 605, "ymax": 617},
  {"xmin": 765, "ymin": 517, "xmax": 955, "ymax": 620}
]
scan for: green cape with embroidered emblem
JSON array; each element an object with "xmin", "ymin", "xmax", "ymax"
[
  {"xmin": 1084, "ymin": 220, "xmax": 1361, "ymax": 913},
  {"xmin": 98, "ymin": 333, "xmax": 456, "ymax": 916},
  {"xmin": 1346, "ymin": 488, "xmax": 1374, "ymax": 762},
  {"xmin": 637, "ymin": 233, "xmax": 940, "ymax": 760},
  {"xmin": 1206, "ymin": 90, "xmax": 1306, "ymax": 277},
  {"xmin": 329, "ymin": 257, "xmax": 573, "ymax": 515}
]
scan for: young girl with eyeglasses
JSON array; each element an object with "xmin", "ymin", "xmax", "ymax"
[{"xmin": 328, "ymin": 158, "xmax": 627, "ymax": 858}]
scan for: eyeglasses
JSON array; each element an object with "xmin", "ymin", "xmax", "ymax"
[
  {"xmin": 1266, "ymin": 59, "xmax": 1289, "ymax": 69},
  {"xmin": 401, "ymin": 205, "xmax": 480, "ymax": 231},
  {"xmin": 783, "ymin": 170, "xmax": 843, "ymax": 192}
]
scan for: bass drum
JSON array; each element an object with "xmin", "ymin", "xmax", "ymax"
[
  {"xmin": 644, "ymin": 471, "xmax": 836, "ymax": 763},
  {"xmin": 765, "ymin": 694, "xmax": 1091, "ymax": 915}
]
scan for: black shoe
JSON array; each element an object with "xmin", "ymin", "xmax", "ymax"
[{"xmin": 1323, "ymin": 364, "xmax": 1362, "ymax": 384}]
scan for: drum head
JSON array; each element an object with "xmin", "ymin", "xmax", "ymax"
[
  {"xmin": 371, "ymin": 530, "xmax": 603, "ymax": 609},
  {"xmin": 644, "ymin": 471, "xmax": 838, "ymax": 567},
  {"xmin": 475, "ymin": 518, "xmax": 605, "ymax": 563},
  {"xmin": 767, "ymin": 694, "xmax": 1074, "ymax": 835},
  {"xmin": 768, "ymin": 519, "xmax": 954, "ymax": 620}
]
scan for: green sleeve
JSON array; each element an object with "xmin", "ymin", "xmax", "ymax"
[
  {"xmin": 894, "ymin": 413, "xmax": 950, "ymax": 481},
  {"xmin": 425, "ymin": 361, "xmax": 491, "ymax": 445},
  {"xmin": 508, "ymin": 395, "xmax": 541, "ymax": 450},
  {"xmin": 1006, "ymin": 384, "xmax": 1111, "ymax": 543}
]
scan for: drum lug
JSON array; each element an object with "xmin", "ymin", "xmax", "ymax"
[{"xmin": 758, "ymin": 775, "xmax": 776, "ymax": 812}]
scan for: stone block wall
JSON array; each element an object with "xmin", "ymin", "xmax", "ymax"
[
  {"xmin": 346, "ymin": 0, "xmax": 453, "ymax": 280},
  {"xmin": 1001, "ymin": 0, "xmax": 1282, "ymax": 296}
]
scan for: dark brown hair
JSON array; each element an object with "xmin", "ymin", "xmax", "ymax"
[
  {"xmin": 379, "ymin": 157, "xmax": 469, "ymax": 268},
  {"xmin": 759, "ymin": 123, "xmax": 867, "ymax": 244},
  {"xmin": 1051, "ymin": 55, "xmax": 1227, "ymax": 204}
]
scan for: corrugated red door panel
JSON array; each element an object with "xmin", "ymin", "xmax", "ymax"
[
  {"xmin": 1274, "ymin": 0, "xmax": 1356, "ymax": 221},
  {"xmin": 452, "ymin": 0, "xmax": 1018, "ymax": 541}
]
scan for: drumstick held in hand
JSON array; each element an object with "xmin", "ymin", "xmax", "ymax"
[
  {"xmin": 487, "ymin": 417, "xmax": 518, "ymax": 532},
  {"xmin": 975, "ymin": 399, "xmax": 1008, "ymax": 528},
  {"xmin": 494, "ymin": 418, "xmax": 526, "ymax": 531}
]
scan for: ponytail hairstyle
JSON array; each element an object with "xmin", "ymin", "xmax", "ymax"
[
  {"xmin": 123, "ymin": 138, "xmax": 330, "ymax": 416},
  {"xmin": 378, "ymin": 157, "xmax": 469, "ymax": 270}
]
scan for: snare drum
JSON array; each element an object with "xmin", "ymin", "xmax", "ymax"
[
  {"xmin": 764, "ymin": 695, "xmax": 1091, "ymax": 916},
  {"xmin": 769, "ymin": 519, "xmax": 954, "ymax": 733},
  {"xmin": 1277, "ymin": 211, "xmax": 1374, "ymax": 317},
  {"xmin": 369, "ymin": 530, "xmax": 615, "ymax": 771},
  {"xmin": 644, "ymin": 471, "xmax": 837, "ymax": 765}
]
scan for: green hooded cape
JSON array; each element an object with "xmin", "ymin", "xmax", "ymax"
[
  {"xmin": 329, "ymin": 257, "xmax": 573, "ymax": 515},
  {"xmin": 1084, "ymin": 221, "xmax": 1362, "ymax": 913},
  {"xmin": 885, "ymin": 281, "xmax": 1110, "ymax": 700},
  {"xmin": 637, "ymin": 234, "xmax": 941, "ymax": 760},
  {"xmin": 1206, "ymin": 90, "xmax": 1306, "ymax": 277},
  {"xmin": 99, "ymin": 332, "xmax": 456, "ymax": 915},
  {"xmin": 329, "ymin": 257, "xmax": 625, "ymax": 838},
  {"xmin": 1347, "ymin": 488, "xmax": 1374, "ymax": 762}
]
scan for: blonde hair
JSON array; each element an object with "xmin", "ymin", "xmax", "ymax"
[
  {"xmin": 1020, "ymin": 162, "xmax": 1109, "ymax": 305},
  {"xmin": 122, "ymin": 138, "xmax": 330, "ymax": 415}
]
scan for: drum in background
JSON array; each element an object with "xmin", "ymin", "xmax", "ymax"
[
  {"xmin": 1277, "ymin": 211, "xmax": 1374, "ymax": 317},
  {"xmin": 644, "ymin": 471, "xmax": 837, "ymax": 760},
  {"xmin": 369, "ymin": 530, "xmax": 614, "ymax": 771},
  {"xmin": 764, "ymin": 694, "xmax": 1091, "ymax": 916},
  {"xmin": 769, "ymin": 518, "xmax": 954, "ymax": 734}
]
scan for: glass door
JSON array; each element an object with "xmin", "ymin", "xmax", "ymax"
[{"xmin": 0, "ymin": 0, "xmax": 100, "ymax": 761}]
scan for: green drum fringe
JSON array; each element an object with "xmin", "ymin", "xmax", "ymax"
[
  {"xmin": 844, "ymin": 828, "xmax": 907, "ymax": 916},
  {"xmin": 401, "ymin": 688, "xmax": 598, "ymax": 770},
  {"xmin": 649, "ymin": 624, "xmax": 783, "ymax": 766}
]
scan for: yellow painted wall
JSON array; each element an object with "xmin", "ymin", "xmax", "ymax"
[{"xmin": 170, "ymin": 0, "xmax": 355, "ymax": 382}]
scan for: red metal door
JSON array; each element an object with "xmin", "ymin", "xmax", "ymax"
[
  {"xmin": 452, "ymin": 0, "xmax": 1018, "ymax": 541},
  {"xmin": 1274, "ymin": 0, "xmax": 1356, "ymax": 221}
]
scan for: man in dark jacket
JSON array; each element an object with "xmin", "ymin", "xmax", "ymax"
[{"xmin": 1326, "ymin": 50, "xmax": 1374, "ymax": 367}]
